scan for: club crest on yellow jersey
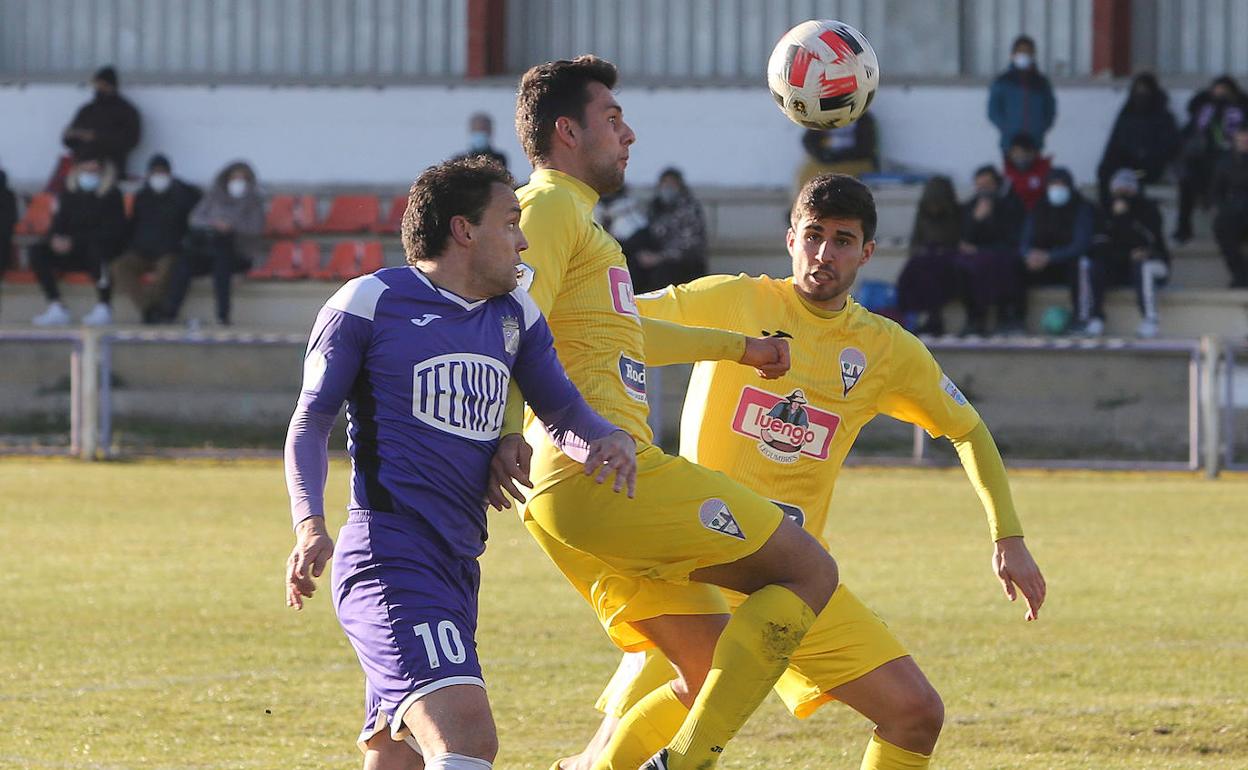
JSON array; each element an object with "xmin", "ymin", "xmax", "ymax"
[
  {"xmin": 839, "ymin": 347, "xmax": 867, "ymax": 396},
  {"xmin": 730, "ymin": 385, "xmax": 840, "ymax": 464}
]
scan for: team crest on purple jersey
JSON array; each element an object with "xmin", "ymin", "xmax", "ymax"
[{"xmin": 501, "ymin": 315, "xmax": 520, "ymax": 355}]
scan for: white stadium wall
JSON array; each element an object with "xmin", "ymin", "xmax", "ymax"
[{"xmin": 0, "ymin": 81, "xmax": 1192, "ymax": 191}]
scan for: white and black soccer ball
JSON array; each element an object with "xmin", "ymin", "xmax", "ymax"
[{"xmin": 766, "ymin": 20, "xmax": 879, "ymax": 130}]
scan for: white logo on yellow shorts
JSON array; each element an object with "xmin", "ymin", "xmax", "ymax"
[{"xmin": 699, "ymin": 498, "xmax": 745, "ymax": 540}]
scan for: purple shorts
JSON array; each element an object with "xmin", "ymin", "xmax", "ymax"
[{"xmin": 331, "ymin": 510, "xmax": 484, "ymax": 749}]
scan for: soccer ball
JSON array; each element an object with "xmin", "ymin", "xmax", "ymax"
[{"xmin": 766, "ymin": 20, "xmax": 879, "ymax": 130}]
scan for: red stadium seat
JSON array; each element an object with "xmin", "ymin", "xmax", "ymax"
[
  {"xmin": 313, "ymin": 195, "xmax": 381, "ymax": 234},
  {"xmin": 15, "ymin": 193, "xmax": 55, "ymax": 236},
  {"xmin": 314, "ymin": 240, "xmax": 384, "ymax": 280},
  {"xmin": 3, "ymin": 270, "xmax": 36, "ymax": 284},
  {"xmin": 373, "ymin": 194, "xmax": 407, "ymax": 234},
  {"xmin": 123, "ymin": 192, "xmax": 135, "ymax": 217},
  {"xmin": 265, "ymin": 194, "xmax": 316, "ymax": 236},
  {"xmin": 249, "ymin": 240, "xmax": 321, "ymax": 280}
]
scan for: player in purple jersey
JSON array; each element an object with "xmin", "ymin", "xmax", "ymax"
[{"xmin": 283, "ymin": 157, "xmax": 637, "ymax": 770}]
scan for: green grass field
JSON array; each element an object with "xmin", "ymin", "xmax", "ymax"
[{"xmin": 2, "ymin": 459, "xmax": 1245, "ymax": 769}]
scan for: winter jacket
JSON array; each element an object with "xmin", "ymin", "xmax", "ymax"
[
  {"xmin": 646, "ymin": 190, "xmax": 708, "ymax": 273},
  {"xmin": 1181, "ymin": 91, "xmax": 1248, "ymax": 157},
  {"xmin": 128, "ymin": 179, "xmax": 202, "ymax": 256},
  {"xmin": 49, "ymin": 163, "xmax": 127, "ymax": 251},
  {"xmin": 0, "ymin": 171, "xmax": 17, "ymax": 269},
  {"xmin": 63, "ymin": 93, "xmax": 142, "ymax": 175},
  {"xmin": 960, "ymin": 190, "xmax": 1025, "ymax": 253},
  {"xmin": 188, "ymin": 165, "xmax": 265, "ymax": 259},
  {"xmin": 802, "ymin": 113, "xmax": 878, "ymax": 166},
  {"xmin": 1003, "ymin": 154, "xmax": 1053, "ymax": 212},
  {"xmin": 1097, "ymin": 98, "xmax": 1179, "ymax": 185},
  {"xmin": 1212, "ymin": 151, "xmax": 1248, "ymax": 210},
  {"xmin": 1020, "ymin": 193, "xmax": 1097, "ymax": 264},
  {"xmin": 1100, "ymin": 195, "xmax": 1169, "ymax": 264},
  {"xmin": 988, "ymin": 66, "xmax": 1057, "ymax": 151}
]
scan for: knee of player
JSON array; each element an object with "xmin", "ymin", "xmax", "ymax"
[{"xmin": 900, "ymin": 685, "xmax": 945, "ymax": 739}]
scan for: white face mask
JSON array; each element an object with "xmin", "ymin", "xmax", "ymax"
[
  {"xmin": 227, "ymin": 178, "xmax": 249, "ymax": 199},
  {"xmin": 77, "ymin": 171, "xmax": 100, "ymax": 192},
  {"xmin": 1012, "ymin": 53, "xmax": 1034, "ymax": 69},
  {"xmin": 149, "ymin": 173, "xmax": 171, "ymax": 193},
  {"xmin": 1046, "ymin": 185, "xmax": 1071, "ymax": 207}
]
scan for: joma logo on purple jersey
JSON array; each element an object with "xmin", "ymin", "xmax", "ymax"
[{"xmin": 412, "ymin": 353, "xmax": 510, "ymax": 440}]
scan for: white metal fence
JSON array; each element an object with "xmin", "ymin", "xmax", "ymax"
[{"xmin": 4, "ymin": 329, "xmax": 1241, "ymax": 476}]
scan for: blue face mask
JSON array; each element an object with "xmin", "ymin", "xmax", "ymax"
[
  {"xmin": 78, "ymin": 171, "xmax": 101, "ymax": 192},
  {"xmin": 469, "ymin": 131, "xmax": 490, "ymax": 151},
  {"xmin": 1046, "ymin": 185, "xmax": 1071, "ymax": 207}
]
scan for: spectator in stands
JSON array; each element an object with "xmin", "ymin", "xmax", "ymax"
[
  {"xmin": 897, "ymin": 175, "xmax": 960, "ymax": 336},
  {"xmin": 1002, "ymin": 133, "xmax": 1052, "ymax": 212},
  {"xmin": 1017, "ymin": 167, "xmax": 1101, "ymax": 335},
  {"xmin": 1174, "ymin": 75, "xmax": 1248, "ymax": 242},
  {"xmin": 796, "ymin": 111, "xmax": 878, "ymax": 190},
  {"xmin": 1096, "ymin": 72, "xmax": 1179, "ymax": 207},
  {"xmin": 456, "ymin": 113, "xmax": 508, "ymax": 172},
  {"xmin": 29, "ymin": 153, "xmax": 126, "ymax": 327},
  {"xmin": 988, "ymin": 35, "xmax": 1057, "ymax": 153},
  {"xmin": 113, "ymin": 154, "xmax": 202, "ymax": 323},
  {"xmin": 1094, "ymin": 169, "xmax": 1170, "ymax": 338},
  {"xmin": 1211, "ymin": 125, "xmax": 1248, "ymax": 288},
  {"xmin": 957, "ymin": 165, "xmax": 1026, "ymax": 336},
  {"xmin": 596, "ymin": 185, "xmax": 649, "ymax": 267},
  {"xmin": 161, "ymin": 161, "xmax": 264, "ymax": 326},
  {"xmin": 0, "ymin": 166, "xmax": 16, "ymax": 275},
  {"xmin": 61, "ymin": 66, "xmax": 141, "ymax": 178},
  {"xmin": 629, "ymin": 168, "xmax": 709, "ymax": 293}
]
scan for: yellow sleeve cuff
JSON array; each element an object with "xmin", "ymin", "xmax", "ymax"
[
  {"xmin": 950, "ymin": 420, "xmax": 1025, "ymax": 541},
  {"xmin": 641, "ymin": 317, "xmax": 746, "ymax": 367},
  {"xmin": 501, "ymin": 380, "xmax": 525, "ymax": 437}
]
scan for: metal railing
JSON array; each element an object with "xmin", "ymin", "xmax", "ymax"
[{"xmin": 2, "ymin": 329, "xmax": 1242, "ymax": 476}]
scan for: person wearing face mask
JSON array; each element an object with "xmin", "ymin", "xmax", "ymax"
[
  {"xmin": 1092, "ymin": 169, "xmax": 1171, "ymax": 337},
  {"xmin": 896, "ymin": 175, "xmax": 961, "ymax": 336},
  {"xmin": 1174, "ymin": 75, "xmax": 1248, "ymax": 242},
  {"xmin": 956, "ymin": 165, "xmax": 1026, "ymax": 336},
  {"xmin": 1210, "ymin": 125, "xmax": 1248, "ymax": 288},
  {"xmin": 161, "ymin": 161, "xmax": 264, "ymax": 326},
  {"xmin": 626, "ymin": 167, "xmax": 709, "ymax": 293},
  {"xmin": 111, "ymin": 154, "xmax": 202, "ymax": 323},
  {"xmin": 1096, "ymin": 73, "xmax": 1179, "ymax": 209},
  {"xmin": 60, "ymin": 66, "xmax": 142, "ymax": 180},
  {"xmin": 1001, "ymin": 133, "xmax": 1052, "ymax": 212},
  {"xmin": 454, "ymin": 113, "xmax": 509, "ymax": 172},
  {"xmin": 29, "ymin": 153, "xmax": 126, "ymax": 326},
  {"xmin": 988, "ymin": 35, "xmax": 1057, "ymax": 154},
  {"xmin": 1015, "ymin": 167, "xmax": 1102, "ymax": 335},
  {"xmin": 796, "ymin": 110, "xmax": 879, "ymax": 191}
]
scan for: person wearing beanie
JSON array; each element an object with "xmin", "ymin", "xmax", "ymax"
[
  {"xmin": 61, "ymin": 65, "xmax": 142, "ymax": 177},
  {"xmin": 112, "ymin": 154, "xmax": 202, "ymax": 323},
  {"xmin": 1091, "ymin": 168, "xmax": 1171, "ymax": 338},
  {"xmin": 1015, "ymin": 167, "xmax": 1103, "ymax": 335}
]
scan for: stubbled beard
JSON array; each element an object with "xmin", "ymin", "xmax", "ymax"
[{"xmin": 586, "ymin": 159, "xmax": 625, "ymax": 196}]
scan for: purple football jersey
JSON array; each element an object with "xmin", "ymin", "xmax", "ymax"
[{"xmin": 299, "ymin": 266, "xmax": 607, "ymax": 559}]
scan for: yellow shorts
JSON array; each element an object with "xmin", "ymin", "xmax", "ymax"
[
  {"xmin": 523, "ymin": 443, "xmax": 783, "ymax": 652},
  {"xmin": 594, "ymin": 584, "xmax": 909, "ymax": 718}
]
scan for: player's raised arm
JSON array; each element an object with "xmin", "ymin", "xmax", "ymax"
[
  {"xmin": 283, "ymin": 288, "xmax": 373, "ymax": 609},
  {"xmin": 877, "ymin": 329, "xmax": 1046, "ymax": 620}
]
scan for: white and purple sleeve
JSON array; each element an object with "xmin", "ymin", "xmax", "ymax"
[
  {"xmin": 285, "ymin": 277, "xmax": 382, "ymax": 527},
  {"xmin": 509, "ymin": 289, "xmax": 619, "ymax": 461}
]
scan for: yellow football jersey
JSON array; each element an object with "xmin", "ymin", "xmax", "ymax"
[
  {"xmin": 637, "ymin": 273, "xmax": 983, "ymax": 547},
  {"xmin": 515, "ymin": 169, "xmax": 742, "ymax": 474}
]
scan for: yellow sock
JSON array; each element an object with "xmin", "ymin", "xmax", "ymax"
[
  {"xmin": 665, "ymin": 584, "xmax": 816, "ymax": 769},
  {"xmin": 590, "ymin": 684, "xmax": 688, "ymax": 770},
  {"xmin": 861, "ymin": 731, "xmax": 931, "ymax": 770}
]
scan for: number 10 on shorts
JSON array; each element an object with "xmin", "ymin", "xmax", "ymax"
[{"xmin": 414, "ymin": 620, "xmax": 467, "ymax": 669}]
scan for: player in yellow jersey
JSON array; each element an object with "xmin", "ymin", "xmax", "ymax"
[
  {"xmin": 553, "ymin": 174, "xmax": 1048, "ymax": 770},
  {"xmin": 488, "ymin": 56, "xmax": 845, "ymax": 770}
]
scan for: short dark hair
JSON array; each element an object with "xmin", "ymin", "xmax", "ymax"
[
  {"xmin": 791, "ymin": 173, "xmax": 877, "ymax": 242},
  {"xmin": 1011, "ymin": 35, "xmax": 1036, "ymax": 53},
  {"xmin": 516, "ymin": 55, "xmax": 618, "ymax": 165},
  {"xmin": 973, "ymin": 164, "xmax": 1002, "ymax": 183},
  {"xmin": 402, "ymin": 156, "xmax": 515, "ymax": 265},
  {"xmin": 1009, "ymin": 132, "xmax": 1038, "ymax": 151}
]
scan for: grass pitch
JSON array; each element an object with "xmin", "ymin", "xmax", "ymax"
[{"xmin": 1, "ymin": 459, "xmax": 1245, "ymax": 769}]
